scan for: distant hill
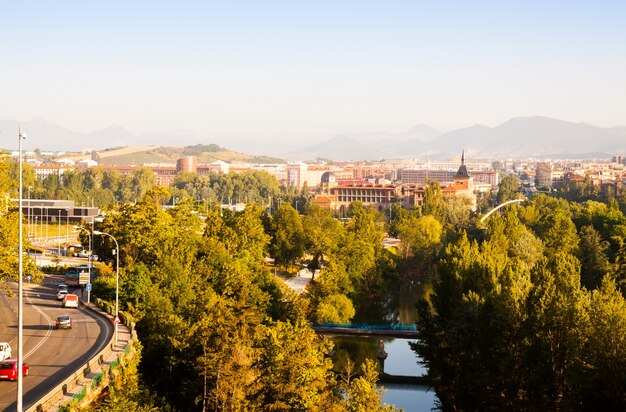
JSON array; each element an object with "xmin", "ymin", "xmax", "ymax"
[
  {"xmin": 286, "ymin": 124, "xmax": 442, "ymax": 161},
  {"xmin": 97, "ymin": 145, "xmax": 254, "ymax": 165},
  {"xmin": 3, "ymin": 116, "xmax": 626, "ymax": 161},
  {"xmin": 433, "ymin": 117, "xmax": 626, "ymax": 158},
  {"xmin": 288, "ymin": 117, "xmax": 626, "ymax": 161},
  {"xmin": 60, "ymin": 145, "xmax": 284, "ymax": 166},
  {"xmin": 285, "ymin": 135, "xmax": 383, "ymax": 162}
]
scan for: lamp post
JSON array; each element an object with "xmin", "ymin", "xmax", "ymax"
[
  {"xmin": 17, "ymin": 126, "xmax": 27, "ymax": 411},
  {"xmin": 58, "ymin": 210, "xmax": 61, "ymax": 256},
  {"xmin": 73, "ymin": 223, "xmax": 95, "ymax": 304},
  {"xmin": 93, "ymin": 230, "xmax": 119, "ymax": 346}
]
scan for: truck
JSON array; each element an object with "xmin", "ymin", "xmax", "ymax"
[
  {"xmin": 65, "ymin": 265, "xmax": 95, "ymax": 286},
  {"xmin": 0, "ymin": 342, "xmax": 12, "ymax": 362}
]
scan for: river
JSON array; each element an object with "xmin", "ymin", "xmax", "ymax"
[{"xmin": 331, "ymin": 336, "xmax": 437, "ymax": 411}]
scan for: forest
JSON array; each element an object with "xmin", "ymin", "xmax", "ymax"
[{"xmin": 3, "ymin": 155, "xmax": 626, "ymax": 410}]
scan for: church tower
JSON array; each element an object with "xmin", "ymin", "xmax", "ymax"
[{"xmin": 453, "ymin": 150, "xmax": 473, "ymax": 191}]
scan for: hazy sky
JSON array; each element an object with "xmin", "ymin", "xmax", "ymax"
[{"xmin": 2, "ymin": 1, "xmax": 626, "ymax": 142}]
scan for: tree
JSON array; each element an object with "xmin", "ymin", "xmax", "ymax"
[
  {"xmin": 269, "ymin": 204, "xmax": 306, "ymax": 270},
  {"xmin": 444, "ymin": 195, "xmax": 473, "ymax": 230},
  {"xmin": 578, "ymin": 225, "xmax": 612, "ymax": 290},
  {"xmin": 253, "ymin": 321, "xmax": 339, "ymax": 411},
  {"xmin": 302, "ymin": 204, "xmax": 343, "ymax": 276},
  {"xmin": 315, "ymin": 294, "xmax": 355, "ymax": 323},
  {"xmin": 534, "ymin": 209, "xmax": 579, "ymax": 257},
  {"xmin": 579, "ymin": 279, "xmax": 626, "ymax": 409},
  {"xmin": 339, "ymin": 202, "xmax": 385, "ymax": 302},
  {"xmin": 342, "ymin": 359, "xmax": 399, "ymax": 412},
  {"xmin": 525, "ymin": 253, "xmax": 591, "ymax": 410},
  {"xmin": 397, "ymin": 214, "xmax": 442, "ymax": 269},
  {"xmin": 387, "ymin": 202, "xmax": 416, "ymax": 238},
  {"xmin": 496, "ymin": 173, "xmax": 522, "ymax": 204},
  {"xmin": 132, "ymin": 168, "xmax": 157, "ymax": 202},
  {"xmin": 422, "ymin": 180, "xmax": 446, "ymax": 223}
]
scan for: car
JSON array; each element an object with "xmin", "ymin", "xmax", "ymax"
[
  {"xmin": 57, "ymin": 283, "xmax": 68, "ymax": 292},
  {"xmin": 62, "ymin": 294, "xmax": 79, "ymax": 308},
  {"xmin": 0, "ymin": 342, "xmax": 11, "ymax": 362},
  {"xmin": 55, "ymin": 315, "xmax": 72, "ymax": 329},
  {"xmin": 56, "ymin": 289, "xmax": 69, "ymax": 300},
  {"xmin": 79, "ymin": 251, "xmax": 98, "ymax": 261},
  {"xmin": 0, "ymin": 360, "xmax": 29, "ymax": 381}
]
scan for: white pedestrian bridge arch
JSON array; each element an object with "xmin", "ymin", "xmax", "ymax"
[{"xmin": 479, "ymin": 198, "xmax": 526, "ymax": 223}]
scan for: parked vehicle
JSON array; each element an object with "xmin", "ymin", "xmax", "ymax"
[
  {"xmin": 0, "ymin": 360, "xmax": 29, "ymax": 380},
  {"xmin": 62, "ymin": 294, "xmax": 79, "ymax": 308},
  {"xmin": 55, "ymin": 315, "xmax": 72, "ymax": 329},
  {"xmin": 0, "ymin": 342, "xmax": 11, "ymax": 362}
]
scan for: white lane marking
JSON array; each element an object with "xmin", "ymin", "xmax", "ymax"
[{"xmin": 23, "ymin": 291, "xmax": 54, "ymax": 360}]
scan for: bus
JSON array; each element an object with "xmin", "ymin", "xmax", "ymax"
[{"xmin": 65, "ymin": 265, "xmax": 96, "ymax": 286}]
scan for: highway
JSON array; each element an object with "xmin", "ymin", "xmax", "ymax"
[{"xmin": 0, "ymin": 276, "xmax": 112, "ymax": 411}]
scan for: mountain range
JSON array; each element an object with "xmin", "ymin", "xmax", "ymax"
[
  {"xmin": 2, "ymin": 116, "xmax": 625, "ymax": 161},
  {"xmin": 286, "ymin": 117, "xmax": 626, "ymax": 161}
]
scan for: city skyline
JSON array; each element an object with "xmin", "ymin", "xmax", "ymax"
[{"xmin": 2, "ymin": 1, "xmax": 626, "ymax": 149}]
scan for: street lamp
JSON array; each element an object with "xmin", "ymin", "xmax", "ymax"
[
  {"xmin": 17, "ymin": 126, "xmax": 27, "ymax": 411},
  {"xmin": 58, "ymin": 210, "xmax": 61, "ymax": 256},
  {"xmin": 93, "ymin": 230, "xmax": 120, "ymax": 346}
]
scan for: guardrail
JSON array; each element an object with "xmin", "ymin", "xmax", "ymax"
[
  {"xmin": 24, "ymin": 300, "xmax": 122, "ymax": 412},
  {"xmin": 62, "ymin": 343, "xmax": 132, "ymax": 411}
]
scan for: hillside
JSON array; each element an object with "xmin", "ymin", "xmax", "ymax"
[{"xmin": 58, "ymin": 144, "xmax": 285, "ymax": 166}]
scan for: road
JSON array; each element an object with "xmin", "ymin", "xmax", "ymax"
[{"xmin": 0, "ymin": 276, "xmax": 112, "ymax": 411}]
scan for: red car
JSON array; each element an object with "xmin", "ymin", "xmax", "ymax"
[{"xmin": 0, "ymin": 360, "xmax": 29, "ymax": 380}]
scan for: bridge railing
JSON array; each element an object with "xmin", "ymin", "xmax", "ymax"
[{"xmin": 313, "ymin": 322, "xmax": 417, "ymax": 331}]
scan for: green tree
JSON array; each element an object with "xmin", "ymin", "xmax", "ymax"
[
  {"xmin": 397, "ymin": 214, "xmax": 443, "ymax": 262},
  {"xmin": 339, "ymin": 202, "xmax": 385, "ymax": 302},
  {"xmin": 132, "ymin": 168, "xmax": 157, "ymax": 201},
  {"xmin": 579, "ymin": 279, "xmax": 626, "ymax": 409},
  {"xmin": 534, "ymin": 209, "xmax": 579, "ymax": 257},
  {"xmin": 444, "ymin": 195, "xmax": 473, "ymax": 230},
  {"xmin": 422, "ymin": 180, "xmax": 446, "ymax": 223},
  {"xmin": 302, "ymin": 204, "xmax": 343, "ymax": 276},
  {"xmin": 525, "ymin": 253, "xmax": 591, "ymax": 410},
  {"xmin": 496, "ymin": 173, "xmax": 522, "ymax": 204},
  {"xmin": 254, "ymin": 321, "xmax": 339, "ymax": 411},
  {"xmin": 342, "ymin": 359, "xmax": 399, "ymax": 412},
  {"xmin": 578, "ymin": 225, "xmax": 612, "ymax": 290},
  {"xmin": 315, "ymin": 293, "xmax": 355, "ymax": 323},
  {"xmin": 269, "ymin": 204, "xmax": 306, "ymax": 270}
]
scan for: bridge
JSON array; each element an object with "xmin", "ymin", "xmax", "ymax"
[{"xmin": 312, "ymin": 322, "xmax": 420, "ymax": 339}]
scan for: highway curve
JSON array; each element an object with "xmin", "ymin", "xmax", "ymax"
[{"xmin": 0, "ymin": 275, "xmax": 113, "ymax": 411}]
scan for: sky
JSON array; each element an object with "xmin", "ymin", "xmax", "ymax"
[{"xmin": 1, "ymin": 1, "xmax": 626, "ymax": 148}]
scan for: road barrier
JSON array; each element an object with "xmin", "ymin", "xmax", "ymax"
[{"xmin": 25, "ymin": 298, "xmax": 133, "ymax": 412}]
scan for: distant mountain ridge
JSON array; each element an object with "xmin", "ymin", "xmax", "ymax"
[
  {"xmin": 287, "ymin": 116, "xmax": 626, "ymax": 161},
  {"xmin": 2, "ymin": 116, "xmax": 625, "ymax": 161}
]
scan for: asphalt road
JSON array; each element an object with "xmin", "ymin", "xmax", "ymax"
[{"xmin": 0, "ymin": 276, "xmax": 112, "ymax": 411}]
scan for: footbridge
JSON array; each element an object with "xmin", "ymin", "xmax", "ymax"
[{"xmin": 312, "ymin": 322, "xmax": 420, "ymax": 339}]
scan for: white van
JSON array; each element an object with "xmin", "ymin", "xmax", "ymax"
[
  {"xmin": 0, "ymin": 342, "xmax": 11, "ymax": 362},
  {"xmin": 62, "ymin": 294, "xmax": 79, "ymax": 308}
]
